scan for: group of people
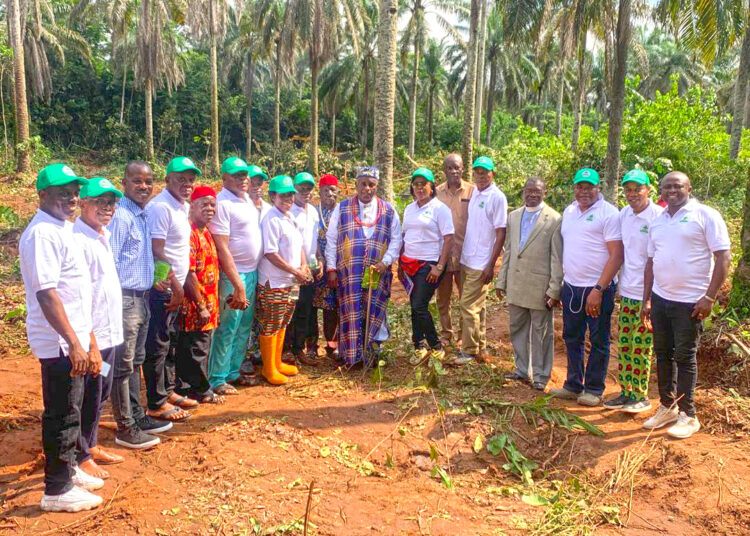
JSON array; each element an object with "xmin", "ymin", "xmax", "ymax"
[{"xmin": 19, "ymin": 152, "xmax": 729, "ymax": 514}]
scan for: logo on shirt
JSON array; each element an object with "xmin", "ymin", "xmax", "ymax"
[
  {"xmin": 679, "ymin": 216, "xmax": 689, "ymax": 223},
  {"xmin": 585, "ymin": 214, "xmax": 594, "ymax": 222},
  {"xmin": 478, "ymin": 201, "xmax": 485, "ymax": 209},
  {"xmin": 639, "ymin": 224, "xmax": 648, "ymax": 234}
]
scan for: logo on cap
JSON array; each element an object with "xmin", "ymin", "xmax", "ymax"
[
  {"xmin": 582, "ymin": 170, "xmax": 591, "ymax": 177},
  {"xmin": 62, "ymin": 166, "xmax": 75, "ymax": 176},
  {"xmin": 99, "ymin": 178, "xmax": 112, "ymax": 188}
]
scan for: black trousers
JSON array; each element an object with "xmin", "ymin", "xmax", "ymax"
[
  {"xmin": 289, "ymin": 284, "xmax": 318, "ymax": 353},
  {"xmin": 77, "ymin": 346, "xmax": 116, "ymax": 463},
  {"xmin": 174, "ymin": 329, "xmax": 213, "ymax": 398},
  {"xmin": 40, "ymin": 352, "xmax": 84, "ymax": 496},
  {"xmin": 651, "ymin": 293, "xmax": 701, "ymax": 417},
  {"xmin": 410, "ymin": 264, "xmax": 444, "ymax": 350},
  {"xmin": 144, "ymin": 290, "xmax": 177, "ymax": 410}
]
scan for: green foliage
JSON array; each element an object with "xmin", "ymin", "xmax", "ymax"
[{"xmin": 486, "ymin": 433, "xmax": 537, "ymax": 485}]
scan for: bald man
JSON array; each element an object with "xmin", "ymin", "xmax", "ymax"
[
  {"xmin": 641, "ymin": 171, "xmax": 730, "ymax": 439},
  {"xmin": 435, "ymin": 154, "xmax": 474, "ymax": 349}
]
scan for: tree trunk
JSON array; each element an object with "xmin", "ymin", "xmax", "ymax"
[
  {"xmin": 485, "ymin": 59, "xmax": 496, "ymax": 145},
  {"xmin": 245, "ymin": 55, "xmax": 255, "ymax": 160},
  {"xmin": 310, "ymin": 56, "xmax": 319, "ymax": 174},
  {"xmin": 330, "ymin": 112, "xmax": 336, "ymax": 151},
  {"xmin": 473, "ymin": 0, "xmax": 487, "ymax": 143},
  {"xmin": 119, "ymin": 65, "xmax": 127, "ymax": 124},
  {"xmin": 1, "ymin": 66, "xmax": 8, "ymax": 157},
  {"xmin": 373, "ymin": 0, "xmax": 399, "ymax": 203},
  {"xmin": 209, "ymin": 0, "xmax": 220, "ymax": 175},
  {"xmin": 729, "ymin": 166, "xmax": 750, "ymax": 310},
  {"xmin": 408, "ymin": 5, "xmax": 421, "ymax": 158},
  {"xmin": 361, "ymin": 56, "xmax": 370, "ymax": 158},
  {"xmin": 145, "ymin": 76, "xmax": 155, "ymax": 161},
  {"xmin": 730, "ymin": 9, "xmax": 750, "ymax": 161},
  {"xmin": 8, "ymin": 0, "xmax": 30, "ymax": 173},
  {"xmin": 274, "ymin": 40, "xmax": 282, "ymax": 148},
  {"xmin": 571, "ymin": 30, "xmax": 587, "ymax": 151},
  {"xmin": 427, "ymin": 85, "xmax": 434, "ymax": 144},
  {"xmin": 462, "ymin": 0, "xmax": 480, "ymax": 179},
  {"xmin": 603, "ymin": 0, "xmax": 631, "ymax": 201},
  {"xmin": 554, "ymin": 62, "xmax": 565, "ymax": 137}
]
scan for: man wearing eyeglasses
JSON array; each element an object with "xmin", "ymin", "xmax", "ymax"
[{"xmin": 551, "ymin": 168, "xmax": 623, "ymax": 407}]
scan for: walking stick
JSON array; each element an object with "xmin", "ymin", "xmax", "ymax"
[{"xmin": 363, "ymin": 265, "xmax": 375, "ymax": 369}]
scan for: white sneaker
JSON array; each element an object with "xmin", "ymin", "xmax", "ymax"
[
  {"xmin": 72, "ymin": 465, "xmax": 104, "ymax": 491},
  {"xmin": 40, "ymin": 485, "xmax": 103, "ymax": 512},
  {"xmin": 642, "ymin": 404, "xmax": 679, "ymax": 430},
  {"xmin": 667, "ymin": 412, "xmax": 701, "ymax": 439}
]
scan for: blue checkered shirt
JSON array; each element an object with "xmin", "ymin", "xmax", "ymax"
[{"xmin": 108, "ymin": 196, "xmax": 154, "ymax": 291}]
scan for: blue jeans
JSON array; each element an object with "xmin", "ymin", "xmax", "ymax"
[
  {"xmin": 410, "ymin": 263, "xmax": 444, "ymax": 349},
  {"xmin": 561, "ymin": 282, "xmax": 616, "ymax": 396},
  {"xmin": 209, "ymin": 271, "xmax": 257, "ymax": 388}
]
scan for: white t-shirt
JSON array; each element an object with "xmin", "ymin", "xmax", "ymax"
[
  {"xmin": 402, "ymin": 197, "xmax": 455, "ymax": 262},
  {"xmin": 648, "ymin": 199, "xmax": 731, "ymax": 303},
  {"xmin": 256, "ymin": 199, "xmax": 273, "ymax": 223},
  {"xmin": 290, "ymin": 202, "xmax": 321, "ymax": 264},
  {"xmin": 258, "ymin": 207, "xmax": 304, "ymax": 289},
  {"xmin": 146, "ymin": 189, "xmax": 191, "ymax": 284},
  {"xmin": 19, "ymin": 210, "xmax": 93, "ymax": 358},
  {"xmin": 618, "ymin": 201, "xmax": 663, "ymax": 301},
  {"xmin": 73, "ymin": 218, "xmax": 124, "ymax": 350},
  {"xmin": 561, "ymin": 195, "xmax": 622, "ymax": 287},
  {"xmin": 208, "ymin": 188, "xmax": 263, "ymax": 272},
  {"xmin": 460, "ymin": 183, "xmax": 508, "ymax": 271}
]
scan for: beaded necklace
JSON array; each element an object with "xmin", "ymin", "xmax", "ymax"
[{"xmin": 353, "ymin": 197, "xmax": 382, "ymax": 228}]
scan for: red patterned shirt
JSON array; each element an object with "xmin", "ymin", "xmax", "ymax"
[{"xmin": 180, "ymin": 223, "xmax": 220, "ymax": 331}]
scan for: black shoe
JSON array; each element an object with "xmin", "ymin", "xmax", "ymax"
[
  {"xmin": 115, "ymin": 427, "xmax": 161, "ymax": 450},
  {"xmin": 136, "ymin": 415, "xmax": 173, "ymax": 434},
  {"xmin": 532, "ymin": 382, "xmax": 547, "ymax": 391},
  {"xmin": 239, "ymin": 359, "xmax": 256, "ymax": 376},
  {"xmin": 603, "ymin": 394, "xmax": 631, "ymax": 410},
  {"xmin": 504, "ymin": 372, "xmax": 527, "ymax": 381}
]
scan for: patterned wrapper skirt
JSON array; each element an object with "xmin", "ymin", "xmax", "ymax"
[{"xmin": 256, "ymin": 283, "xmax": 298, "ymax": 336}]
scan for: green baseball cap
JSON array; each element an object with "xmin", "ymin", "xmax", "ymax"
[
  {"xmin": 621, "ymin": 169, "xmax": 650, "ymax": 186},
  {"xmin": 293, "ymin": 172, "xmax": 315, "ymax": 186},
  {"xmin": 268, "ymin": 175, "xmax": 296, "ymax": 194},
  {"xmin": 472, "ymin": 156, "xmax": 495, "ymax": 171},
  {"xmin": 36, "ymin": 163, "xmax": 87, "ymax": 191},
  {"xmin": 573, "ymin": 167, "xmax": 600, "ymax": 185},
  {"xmin": 247, "ymin": 164, "xmax": 268, "ymax": 181},
  {"xmin": 221, "ymin": 157, "xmax": 249, "ymax": 175},
  {"xmin": 411, "ymin": 167, "xmax": 435, "ymax": 183},
  {"xmin": 80, "ymin": 177, "xmax": 123, "ymax": 199},
  {"xmin": 166, "ymin": 156, "xmax": 202, "ymax": 176}
]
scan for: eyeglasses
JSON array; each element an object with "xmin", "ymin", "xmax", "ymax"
[{"xmin": 91, "ymin": 197, "xmax": 118, "ymax": 208}]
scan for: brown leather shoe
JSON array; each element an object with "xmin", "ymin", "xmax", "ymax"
[{"xmin": 296, "ymin": 351, "xmax": 319, "ymax": 367}]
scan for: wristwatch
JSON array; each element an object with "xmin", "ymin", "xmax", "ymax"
[
  {"xmin": 435, "ymin": 263, "xmax": 445, "ymax": 272},
  {"xmin": 593, "ymin": 284, "xmax": 603, "ymax": 292}
]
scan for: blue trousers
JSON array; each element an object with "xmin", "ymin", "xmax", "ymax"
[
  {"xmin": 561, "ymin": 282, "xmax": 616, "ymax": 396},
  {"xmin": 209, "ymin": 271, "xmax": 258, "ymax": 388}
]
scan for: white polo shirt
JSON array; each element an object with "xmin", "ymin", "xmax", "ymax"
[
  {"xmin": 146, "ymin": 189, "xmax": 191, "ymax": 284},
  {"xmin": 208, "ymin": 188, "xmax": 263, "ymax": 273},
  {"xmin": 73, "ymin": 218, "xmax": 124, "ymax": 350},
  {"xmin": 618, "ymin": 201, "xmax": 663, "ymax": 301},
  {"xmin": 403, "ymin": 197, "xmax": 455, "ymax": 262},
  {"xmin": 258, "ymin": 207, "xmax": 304, "ymax": 288},
  {"xmin": 648, "ymin": 199, "xmax": 730, "ymax": 303},
  {"xmin": 290, "ymin": 202, "xmax": 321, "ymax": 264},
  {"xmin": 561, "ymin": 194, "xmax": 622, "ymax": 287},
  {"xmin": 460, "ymin": 183, "xmax": 508, "ymax": 271},
  {"xmin": 19, "ymin": 210, "xmax": 93, "ymax": 358}
]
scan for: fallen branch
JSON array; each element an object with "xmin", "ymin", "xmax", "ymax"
[{"xmin": 303, "ymin": 480, "xmax": 315, "ymax": 536}]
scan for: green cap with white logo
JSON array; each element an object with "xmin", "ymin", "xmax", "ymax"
[
  {"xmin": 221, "ymin": 157, "xmax": 249, "ymax": 175},
  {"xmin": 81, "ymin": 177, "xmax": 123, "ymax": 199},
  {"xmin": 573, "ymin": 167, "xmax": 600, "ymax": 185},
  {"xmin": 269, "ymin": 175, "xmax": 296, "ymax": 194},
  {"xmin": 166, "ymin": 156, "xmax": 202, "ymax": 176},
  {"xmin": 36, "ymin": 163, "xmax": 87, "ymax": 191},
  {"xmin": 247, "ymin": 164, "xmax": 268, "ymax": 181},
  {"xmin": 472, "ymin": 156, "xmax": 495, "ymax": 171},
  {"xmin": 411, "ymin": 167, "xmax": 435, "ymax": 183},
  {"xmin": 621, "ymin": 169, "xmax": 650, "ymax": 186},
  {"xmin": 293, "ymin": 172, "xmax": 315, "ymax": 186}
]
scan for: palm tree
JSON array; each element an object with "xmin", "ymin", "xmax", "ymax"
[
  {"xmin": 461, "ymin": 0, "xmax": 479, "ymax": 179},
  {"xmin": 420, "ymin": 39, "xmax": 447, "ymax": 143},
  {"xmin": 473, "ymin": 0, "xmax": 487, "ymax": 143},
  {"xmin": 8, "ymin": 0, "xmax": 29, "ymax": 172},
  {"xmin": 188, "ymin": 0, "xmax": 230, "ymax": 175},
  {"xmin": 374, "ymin": 0, "xmax": 399, "ymax": 202}
]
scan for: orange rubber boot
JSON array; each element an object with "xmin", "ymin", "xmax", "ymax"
[
  {"xmin": 276, "ymin": 328, "xmax": 298, "ymax": 376},
  {"xmin": 260, "ymin": 333, "xmax": 288, "ymax": 385}
]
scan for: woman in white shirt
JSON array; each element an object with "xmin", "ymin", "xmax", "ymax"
[
  {"xmin": 256, "ymin": 175, "xmax": 312, "ymax": 384},
  {"xmin": 400, "ymin": 168, "xmax": 455, "ymax": 364}
]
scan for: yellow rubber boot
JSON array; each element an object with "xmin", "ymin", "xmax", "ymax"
[
  {"xmin": 276, "ymin": 328, "xmax": 298, "ymax": 376},
  {"xmin": 260, "ymin": 333, "xmax": 288, "ymax": 385}
]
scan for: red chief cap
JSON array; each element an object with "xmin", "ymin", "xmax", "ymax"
[
  {"xmin": 190, "ymin": 185, "xmax": 217, "ymax": 201},
  {"xmin": 318, "ymin": 173, "xmax": 339, "ymax": 187}
]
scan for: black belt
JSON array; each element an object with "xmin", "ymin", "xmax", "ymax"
[{"xmin": 122, "ymin": 288, "xmax": 149, "ymax": 298}]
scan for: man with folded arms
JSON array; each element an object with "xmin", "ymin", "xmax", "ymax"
[
  {"xmin": 641, "ymin": 171, "xmax": 730, "ymax": 439},
  {"xmin": 208, "ymin": 158, "xmax": 264, "ymax": 392},
  {"xmin": 108, "ymin": 161, "xmax": 171, "ymax": 449},
  {"xmin": 144, "ymin": 156, "xmax": 201, "ymax": 421},
  {"xmin": 20, "ymin": 163, "xmax": 103, "ymax": 512}
]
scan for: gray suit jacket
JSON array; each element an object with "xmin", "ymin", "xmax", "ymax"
[{"xmin": 496, "ymin": 203, "xmax": 563, "ymax": 310}]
